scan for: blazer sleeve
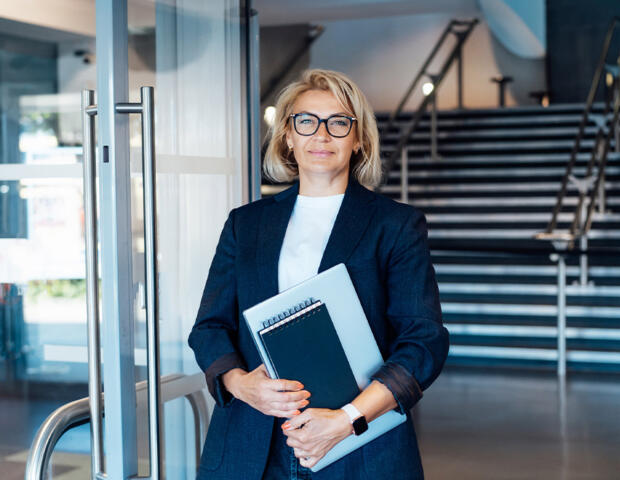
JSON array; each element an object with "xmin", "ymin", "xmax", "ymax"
[
  {"xmin": 188, "ymin": 208, "xmax": 247, "ymax": 407},
  {"xmin": 370, "ymin": 209, "xmax": 449, "ymax": 413}
]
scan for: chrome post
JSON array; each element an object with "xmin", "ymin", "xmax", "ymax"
[
  {"xmin": 431, "ymin": 92, "xmax": 438, "ymax": 160},
  {"xmin": 598, "ymin": 170, "xmax": 606, "ymax": 214},
  {"xmin": 115, "ymin": 86, "xmax": 161, "ymax": 480},
  {"xmin": 579, "ymin": 201, "xmax": 588, "ymax": 286},
  {"xmin": 400, "ymin": 147, "xmax": 408, "ymax": 204},
  {"xmin": 554, "ymin": 253, "xmax": 567, "ymax": 377},
  {"xmin": 81, "ymin": 89, "xmax": 105, "ymax": 479},
  {"xmin": 140, "ymin": 85, "xmax": 162, "ymax": 480}
]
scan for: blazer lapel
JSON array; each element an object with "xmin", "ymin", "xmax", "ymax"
[
  {"xmin": 318, "ymin": 179, "xmax": 377, "ymax": 273},
  {"xmin": 255, "ymin": 182, "xmax": 299, "ymax": 299},
  {"xmin": 255, "ymin": 178, "xmax": 377, "ymax": 300}
]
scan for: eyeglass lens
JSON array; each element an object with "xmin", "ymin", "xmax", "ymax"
[{"xmin": 293, "ymin": 113, "xmax": 352, "ymax": 137}]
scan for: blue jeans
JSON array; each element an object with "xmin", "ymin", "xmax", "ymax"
[{"xmin": 262, "ymin": 418, "xmax": 313, "ymax": 480}]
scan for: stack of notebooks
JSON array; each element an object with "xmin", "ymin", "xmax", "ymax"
[{"xmin": 244, "ymin": 264, "xmax": 405, "ymax": 472}]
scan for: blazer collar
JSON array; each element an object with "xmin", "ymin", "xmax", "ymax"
[{"xmin": 256, "ymin": 176, "xmax": 377, "ymax": 300}]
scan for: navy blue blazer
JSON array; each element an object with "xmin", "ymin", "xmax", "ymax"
[{"xmin": 188, "ymin": 178, "xmax": 449, "ymax": 479}]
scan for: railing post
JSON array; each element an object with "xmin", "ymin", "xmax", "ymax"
[
  {"xmin": 400, "ymin": 147, "xmax": 408, "ymax": 204},
  {"xmin": 579, "ymin": 201, "xmax": 589, "ymax": 286},
  {"xmin": 551, "ymin": 253, "xmax": 567, "ymax": 377},
  {"xmin": 431, "ymin": 92, "xmax": 438, "ymax": 161}
]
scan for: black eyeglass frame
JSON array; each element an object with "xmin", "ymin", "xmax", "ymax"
[{"xmin": 289, "ymin": 112, "xmax": 357, "ymax": 138}]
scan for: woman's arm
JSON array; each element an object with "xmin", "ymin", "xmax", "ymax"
[
  {"xmin": 188, "ymin": 209, "xmax": 311, "ymax": 414},
  {"xmin": 283, "ymin": 208, "xmax": 449, "ymax": 468}
]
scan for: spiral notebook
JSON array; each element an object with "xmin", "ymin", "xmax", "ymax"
[
  {"xmin": 243, "ymin": 263, "xmax": 406, "ymax": 472},
  {"xmin": 258, "ymin": 299, "xmax": 360, "ymax": 410}
]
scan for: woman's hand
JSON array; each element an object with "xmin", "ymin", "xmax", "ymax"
[
  {"xmin": 222, "ymin": 364, "xmax": 311, "ymax": 418},
  {"xmin": 282, "ymin": 408, "xmax": 352, "ymax": 469}
]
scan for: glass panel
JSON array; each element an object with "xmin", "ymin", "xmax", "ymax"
[
  {"xmin": 0, "ymin": 9, "xmax": 96, "ymax": 478},
  {"xmin": 127, "ymin": 1, "xmax": 245, "ymax": 478}
]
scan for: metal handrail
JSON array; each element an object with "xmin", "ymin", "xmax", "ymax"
[
  {"xmin": 537, "ymin": 17, "xmax": 620, "ymax": 247},
  {"xmin": 24, "ymin": 373, "xmax": 210, "ymax": 480},
  {"xmin": 381, "ymin": 18, "xmax": 478, "ymax": 187}
]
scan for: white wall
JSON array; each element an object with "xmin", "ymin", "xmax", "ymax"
[{"xmin": 309, "ymin": 13, "xmax": 546, "ymax": 111}]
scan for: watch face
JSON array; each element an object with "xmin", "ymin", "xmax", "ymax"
[{"xmin": 352, "ymin": 416, "xmax": 368, "ymax": 435}]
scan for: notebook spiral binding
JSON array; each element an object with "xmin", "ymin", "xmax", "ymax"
[{"xmin": 260, "ymin": 297, "xmax": 323, "ymax": 333}]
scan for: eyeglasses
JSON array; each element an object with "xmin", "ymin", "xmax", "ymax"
[{"xmin": 289, "ymin": 113, "xmax": 356, "ymax": 138}]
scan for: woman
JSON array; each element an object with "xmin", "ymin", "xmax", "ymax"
[{"xmin": 188, "ymin": 69, "xmax": 449, "ymax": 479}]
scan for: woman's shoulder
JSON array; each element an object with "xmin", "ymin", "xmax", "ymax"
[{"xmin": 367, "ymin": 186, "xmax": 425, "ymax": 227}]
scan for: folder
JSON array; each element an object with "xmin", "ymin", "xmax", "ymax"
[{"xmin": 244, "ymin": 263, "xmax": 406, "ymax": 472}]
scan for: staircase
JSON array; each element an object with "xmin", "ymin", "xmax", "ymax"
[{"xmin": 377, "ymin": 103, "xmax": 620, "ymax": 373}]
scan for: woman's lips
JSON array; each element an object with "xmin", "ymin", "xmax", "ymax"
[{"xmin": 309, "ymin": 150, "xmax": 333, "ymax": 157}]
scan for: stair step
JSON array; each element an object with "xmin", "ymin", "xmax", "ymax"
[
  {"xmin": 407, "ymin": 196, "xmax": 620, "ymax": 206},
  {"xmin": 447, "ymin": 345, "xmax": 620, "ymax": 364},
  {"xmin": 438, "ymin": 283, "xmax": 620, "ymax": 296},
  {"xmin": 442, "ymin": 302, "xmax": 620, "ymax": 318},
  {"xmin": 382, "ymin": 126, "xmax": 600, "ymax": 141},
  {"xmin": 426, "ymin": 213, "xmax": 620, "ymax": 223},
  {"xmin": 389, "ymin": 166, "xmax": 620, "ymax": 179},
  {"xmin": 434, "ymin": 264, "xmax": 620, "ymax": 276},
  {"xmin": 382, "ymin": 181, "xmax": 620, "ymax": 192}
]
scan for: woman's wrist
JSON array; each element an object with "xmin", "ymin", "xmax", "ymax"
[
  {"xmin": 335, "ymin": 408, "xmax": 354, "ymax": 438},
  {"xmin": 221, "ymin": 368, "xmax": 246, "ymax": 400}
]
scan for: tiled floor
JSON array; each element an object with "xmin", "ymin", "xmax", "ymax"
[
  {"xmin": 1, "ymin": 369, "xmax": 619, "ymax": 479},
  {"xmin": 414, "ymin": 369, "xmax": 620, "ymax": 479}
]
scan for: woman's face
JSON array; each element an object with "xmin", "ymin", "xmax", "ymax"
[{"xmin": 286, "ymin": 89, "xmax": 360, "ymax": 185}]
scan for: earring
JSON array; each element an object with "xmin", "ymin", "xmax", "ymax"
[{"xmin": 288, "ymin": 144, "xmax": 293, "ymax": 150}]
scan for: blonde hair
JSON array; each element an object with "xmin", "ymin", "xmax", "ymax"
[{"xmin": 263, "ymin": 69, "xmax": 382, "ymax": 187}]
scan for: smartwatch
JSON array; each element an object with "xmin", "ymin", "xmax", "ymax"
[{"xmin": 341, "ymin": 403, "xmax": 368, "ymax": 436}]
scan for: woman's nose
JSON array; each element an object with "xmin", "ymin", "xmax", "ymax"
[{"xmin": 314, "ymin": 120, "xmax": 330, "ymax": 140}]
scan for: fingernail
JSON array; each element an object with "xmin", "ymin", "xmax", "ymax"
[
  {"xmin": 296, "ymin": 383, "xmax": 304, "ymax": 390},
  {"xmin": 300, "ymin": 400, "xmax": 309, "ymax": 407},
  {"xmin": 282, "ymin": 422, "xmax": 291, "ymax": 430},
  {"xmin": 293, "ymin": 410, "xmax": 301, "ymax": 415}
]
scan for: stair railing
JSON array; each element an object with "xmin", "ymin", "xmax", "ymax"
[
  {"xmin": 536, "ymin": 17, "xmax": 620, "ymax": 273},
  {"xmin": 24, "ymin": 372, "xmax": 210, "ymax": 480},
  {"xmin": 381, "ymin": 18, "xmax": 478, "ymax": 191}
]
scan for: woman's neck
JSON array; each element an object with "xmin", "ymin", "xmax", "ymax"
[{"xmin": 298, "ymin": 171, "xmax": 349, "ymax": 197}]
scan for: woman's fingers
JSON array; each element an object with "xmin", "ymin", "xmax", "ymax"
[{"xmin": 269, "ymin": 378, "xmax": 305, "ymax": 392}]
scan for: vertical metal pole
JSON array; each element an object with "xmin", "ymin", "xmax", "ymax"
[
  {"xmin": 556, "ymin": 254, "xmax": 567, "ymax": 377},
  {"xmin": 579, "ymin": 236, "xmax": 588, "ymax": 286},
  {"xmin": 96, "ymin": 0, "xmax": 138, "ymax": 477},
  {"xmin": 431, "ymin": 93, "xmax": 438, "ymax": 160},
  {"xmin": 140, "ymin": 86, "xmax": 162, "ymax": 480},
  {"xmin": 579, "ymin": 201, "xmax": 588, "ymax": 286},
  {"xmin": 457, "ymin": 43, "xmax": 463, "ymax": 110},
  {"xmin": 400, "ymin": 147, "xmax": 408, "ymax": 203},
  {"xmin": 81, "ymin": 90, "xmax": 104, "ymax": 479}
]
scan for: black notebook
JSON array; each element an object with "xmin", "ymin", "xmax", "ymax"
[{"xmin": 258, "ymin": 299, "xmax": 360, "ymax": 410}]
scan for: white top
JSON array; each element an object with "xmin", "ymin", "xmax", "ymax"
[{"xmin": 278, "ymin": 193, "xmax": 345, "ymax": 293}]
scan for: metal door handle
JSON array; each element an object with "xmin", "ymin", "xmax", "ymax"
[
  {"xmin": 116, "ymin": 86, "xmax": 162, "ymax": 480},
  {"xmin": 82, "ymin": 86, "xmax": 161, "ymax": 480},
  {"xmin": 81, "ymin": 89, "xmax": 104, "ymax": 479}
]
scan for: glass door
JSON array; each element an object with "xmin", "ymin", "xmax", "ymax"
[
  {"xmin": 93, "ymin": 0, "xmax": 249, "ymax": 478},
  {"xmin": 0, "ymin": 0, "xmax": 251, "ymax": 478}
]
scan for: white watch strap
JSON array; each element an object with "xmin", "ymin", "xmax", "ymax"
[{"xmin": 341, "ymin": 403, "xmax": 362, "ymax": 423}]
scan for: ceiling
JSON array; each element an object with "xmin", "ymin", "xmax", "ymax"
[{"xmin": 254, "ymin": 0, "xmax": 480, "ymax": 26}]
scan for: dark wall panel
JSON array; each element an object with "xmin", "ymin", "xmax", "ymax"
[{"xmin": 547, "ymin": 0, "xmax": 620, "ymax": 103}]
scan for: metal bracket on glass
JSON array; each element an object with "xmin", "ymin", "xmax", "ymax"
[{"xmin": 115, "ymin": 86, "xmax": 162, "ymax": 480}]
